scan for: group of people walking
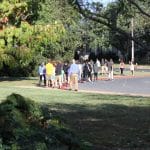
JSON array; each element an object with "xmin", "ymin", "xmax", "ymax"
[
  {"xmin": 38, "ymin": 58, "xmax": 135, "ymax": 91},
  {"xmin": 38, "ymin": 59, "xmax": 80, "ymax": 91},
  {"xmin": 38, "ymin": 58, "xmax": 114, "ymax": 91}
]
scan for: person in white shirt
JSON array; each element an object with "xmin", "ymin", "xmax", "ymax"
[
  {"xmin": 130, "ymin": 61, "xmax": 134, "ymax": 76},
  {"xmin": 96, "ymin": 59, "xmax": 101, "ymax": 75}
]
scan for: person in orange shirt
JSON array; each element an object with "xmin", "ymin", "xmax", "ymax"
[
  {"xmin": 120, "ymin": 60, "xmax": 125, "ymax": 75},
  {"xmin": 46, "ymin": 59, "xmax": 55, "ymax": 87}
]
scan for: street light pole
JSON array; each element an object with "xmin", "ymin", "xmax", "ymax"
[{"xmin": 131, "ymin": 18, "xmax": 134, "ymax": 62}]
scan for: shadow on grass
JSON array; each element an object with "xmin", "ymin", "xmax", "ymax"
[
  {"xmin": 44, "ymin": 103, "xmax": 150, "ymax": 150},
  {"xmin": 0, "ymin": 77, "xmax": 38, "ymax": 82},
  {"xmin": 77, "ymin": 94, "xmax": 145, "ymax": 101},
  {"xmin": 0, "ymin": 77, "xmax": 40, "ymax": 87}
]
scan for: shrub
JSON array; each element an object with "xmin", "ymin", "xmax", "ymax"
[{"xmin": 0, "ymin": 93, "xmax": 82, "ymax": 150}]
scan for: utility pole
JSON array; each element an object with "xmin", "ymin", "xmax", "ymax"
[{"xmin": 131, "ymin": 18, "xmax": 134, "ymax": 62}]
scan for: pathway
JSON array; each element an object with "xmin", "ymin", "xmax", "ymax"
[{"xmin": 79, "ymin": 76, "xmax": 150, "ymax": 97}]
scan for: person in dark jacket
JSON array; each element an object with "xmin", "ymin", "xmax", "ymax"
[
  {"xmin": 55, "ymin": 61, "xmax": 63, "ymax": 88},
  {"xmin": 63, "ymin": 61, "xmax": 69, "ymax": 83}
]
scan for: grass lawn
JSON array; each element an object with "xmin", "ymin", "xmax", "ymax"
[{"xmin": 0, "ymin": 79, "xmax": 150, "ymax": 149}]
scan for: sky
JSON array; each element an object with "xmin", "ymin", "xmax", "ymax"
[{"xmin": 88, "ymin": 0, "xmax": 115, "ymax": 6}]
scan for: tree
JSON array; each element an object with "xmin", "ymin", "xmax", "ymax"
[
  {"xmin": 0, "ymin": 0, "xmax": 82, "ymax": 76},
  {"xmin": 34, "ymin": 0, "xmax": 82, "ymax": 61},
  {"xmin": 69, "ymin": 0, "xmax": 150, "ymax": 50},
  {"xmin": 69, "ymin": 0, "xmax": 150, "ymax": 62},
  {"xmin": 126, "ymin": 0, "xmax": 150, "ymax": 18}
]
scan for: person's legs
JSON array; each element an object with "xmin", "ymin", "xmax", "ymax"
[
  {"xmin": 58, "ymin": 75, "xmax": 62, "ymax": 88},
  {"xmin": 69, "ymin": 74, "xmax": 73, "ymax": 90},
  {"xmin": 74, "ymin": 74, "xmax": 78, "ymax": 91},
  {"xmin": 88, "ymin": 72, "xmax": 91, "ymax": 82},
  {"xmin": 55, "ymin": 76, "xmax": 58, "ymax": 87},
  {"xmin": 51, "ymin": 75, "xmax": 55, "ymax": 88},
  {"xmin": 93, "ymin": 73, "xmax": 96, "ymax": 81},
  {"xmin": 111, "ymin": 70, "xmax": 113, "ymax": 80},
  {"xmin": 46, "ymin": 75, "xmax": 51, "ymax": 87},
  {"xmin": 101, "ymin": 66, "xmax": 104, "ymax": 75},
  {"xmin": 90, "ymin": 73, "xmax": 93, "ymax": 82},
  {"xmin": 43, "ymin": 74, "xmax": 46, "ymax": 86},
  {"xmin": 108, "ymin": 71, "xmax": 110, "ymax": 79},
  {"xmin": 39, "ymin": 75, "xmax": 42, "ymax": 85},
  {"xmin": 131, "ymin": 70, "xmax": 134, "ymax": 76},
  {"xmin": 95, "ymin": 73, "xmax": 98, "ymax": 80},
  {"xmin": 120, "ymin": 68, "xmax": 122, "ymax": 75},
  {"xmin": 120, "ymin": 68, "xmax": 124, "ymax": 75},
  {"xmin": 66, "ymin": 73, "xmax": 69, "ymax": 83}
]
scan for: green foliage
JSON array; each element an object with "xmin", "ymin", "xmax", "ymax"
[
  {"xmin": 70, "ymin": 0, "xmax": 150, "ymax": 63},
  {"xmin": 0, "ymin": 21, "xmax": 67, "ymax": 76},
  {"xmin": 0, "ymin": 23, "xmax": 34, "ymax": 72},
  {"xmin": 34, "ymin": 0, "xmax": 82, "ymax": 61},
  {"xmin": 0, "ymin": 0, "xmax": 28, "ymax": 26},
  {"xmin": 0, "ymin": 0, "xmax": 82, "ymax": 76},
  {"xmin": 0, "ymin": 93, "xmax": 82, "ymax": 149},
  {"xmin": 1, "ymin": 0, "xmax": 150, "ymax": 76}
]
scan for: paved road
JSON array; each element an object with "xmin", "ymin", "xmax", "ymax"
[{"xmin": 79, "ymin": 77, "xmax": 150, "ymax": 97}]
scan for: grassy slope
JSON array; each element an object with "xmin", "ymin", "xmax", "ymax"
[{"xmin": 0, "ymin": 81, "xmax": 150, "ymax": 149}]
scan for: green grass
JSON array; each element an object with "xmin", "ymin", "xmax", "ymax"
[{"xmin": 0, "ymin": 80, "xmax": 150, "ymax": 149}]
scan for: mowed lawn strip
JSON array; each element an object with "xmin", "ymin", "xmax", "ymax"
[{"xmin": 0, "ymin": 81, "xmax": 150, "ymax": 149}]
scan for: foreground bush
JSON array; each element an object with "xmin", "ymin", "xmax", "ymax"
[{"xmin": 0, "ymin": 93, "xmax": 82, "ymax": 150}]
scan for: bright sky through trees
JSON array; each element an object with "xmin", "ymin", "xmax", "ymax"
[{"xmin": 88, "ymin": 0, "xmax": 115, "ymax": 6}]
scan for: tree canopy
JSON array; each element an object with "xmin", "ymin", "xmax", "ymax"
[
  {"xmin": 68, "ymin": 0, "xmax": 150, "ymax": 61},
  {"xmin": 0, "ymin": 0, "xmax": 149, "ymax": 76},
  {"xmin": 0, "ymin": 0, "xmax": 82, "ymax": 76}
]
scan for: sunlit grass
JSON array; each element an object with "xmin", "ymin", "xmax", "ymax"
[{"xmin": 0, "ymin": 86, "xmax": 149, "ymax": 107}]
